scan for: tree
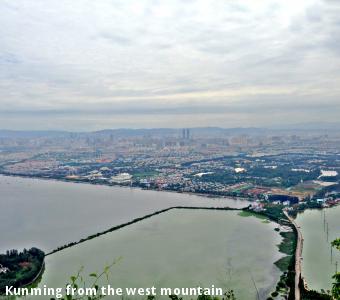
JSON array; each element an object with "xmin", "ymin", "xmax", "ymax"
[
  {"xmin": 331, "ymin": 239, "xmax": 340, "ymax": 299},
  {"xmin": 331, "ymin": 239, "xmax": 340, "ymax": 251}
]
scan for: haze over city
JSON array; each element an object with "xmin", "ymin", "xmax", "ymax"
[
  {"xmin": 1, "ymin": 0, "xmax": 340, "ymax": 130},
  {"xmin": 1, "ymin": 1, "xmax": 340, "ymax": 299}
]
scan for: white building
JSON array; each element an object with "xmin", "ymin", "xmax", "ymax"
[
  {"xmin": 110, "ymin": 173, "xmax": 132, "ymax": 183},
  {"xmin": 100, "ymin": 167, "xmax": 111, "ymax": 172},
  {"xmin": 319, "ymin": 170, "xmax": 338, "ymax": 178},
  {"xmin": 282, "ymin": 201, "xmax": 291, "ymax": 206}
]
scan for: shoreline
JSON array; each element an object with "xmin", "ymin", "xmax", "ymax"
[
  {"xmin": 295, "ymin": 206, "xmax": 340, "ymax": 298},
  {"xmin": 0, "ymin": 173, "xmax": 297, "ymax": 299},
  {"xmin": 44, "ymin": 205, "xmax": 291, "ymax": 300},
  {"xmin": 284, "ymin": 211, "xmax": 302, "ymax": 300},
  {"xmin": 0, "ymin": 172, "xmax": 253, "ymax": 203},
  {"xmin": 0, "ymin": 258, "xmax": 45, "ymax": 295},
  {"xmin": 21, "ymin": 261, "xmax": 45, "ymax": 289}
]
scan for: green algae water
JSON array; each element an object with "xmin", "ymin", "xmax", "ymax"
[
  {"xmin": 34, "ymin": 209, "xmax": 283, "ymax": 300},
  {"xmin": 296, "ymin": 205, "xmax": 340, "ymax": 292}
]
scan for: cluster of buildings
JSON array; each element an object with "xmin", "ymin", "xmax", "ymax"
[
  {"xmin": 0, "ymin": 130, "xmax": 339, "ymax": 210},
  {"xmin": 312, "ymin": 197, "xmax": 340, "ymax": 208}
]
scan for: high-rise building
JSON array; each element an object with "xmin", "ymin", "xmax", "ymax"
[{"xmin": 181, "ymin": 128, "xmax": 190, "ymax": 140}]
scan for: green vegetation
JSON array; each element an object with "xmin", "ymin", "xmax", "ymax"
[
  {"xmin": 0, "ymin": 248, "xmax": 45, "ymax": 292},
  {"xmin": 332, "ymin": 238, "xmax": 340, "ymax": 299},
  {"xmin": 252, "ymin": 204, "xmax": 287, "ymax": 223},
  {"xmin": 291, "ymin": 200, "xmax": 323, "ymax": 217},
  {"xmin": 263, "ymin": 205, "xmax": 286, "ymax": 221},
  {"xmin": 272, "ymin": 229, "xmax": 296, "ymax": 299},
  {"xmin": 301, "ymin": 289, "xmax": 332, "ymax": 300},
  {"xmin": 199, "ymin": 172, "xmax": 239, "ymax": 185},
  {"xmin": 246, "ymin": 166, "xmax": 320, "ymax": 188},
  {"xmin": 200, "ymin": 166, "xmax": 320, "ymax": 188},
  {"xmin": 237, "ymin": 211, "xmax": 271, "ymax": 225},
  {"xmin": 239, "ymin": 205, "xmax": 288, "ymax": 226},
  {"xmin": 331, "ymin": 239, "xmax": 340, "ymax": 251},
  {"xmin": 237, "ymin": 210, "xmax": 267, "ymax": 220},
  {"xmin": 274, "ymin": 256, "xmax": 292, "ymax": 272},
  {"xmin": 278, "ymin": 231, "xmax": 296, "ymax": 255},
  {"xmin": 133, "ymin": 170, "xmax": 159, "ymax": 179}
]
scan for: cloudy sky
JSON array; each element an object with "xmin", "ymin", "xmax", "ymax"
[{"xmin": 0, "ymin": 0, "xmax": 339, "ymax": 130}]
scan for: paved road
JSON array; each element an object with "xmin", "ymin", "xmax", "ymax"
[{"xmin": 284, "ymin": 211, "xmax": 303, "ymax": 300}]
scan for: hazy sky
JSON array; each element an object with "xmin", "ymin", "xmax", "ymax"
[{"xmin": 0, "ymin": 0, "xmax": 340, "ymax": 130}]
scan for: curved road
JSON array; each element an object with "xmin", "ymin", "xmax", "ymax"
[{"xmin": 284, "ymin": 211, "xmax": 303, "ymax": 300}]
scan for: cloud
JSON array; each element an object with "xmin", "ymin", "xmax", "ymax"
[{"xmin": 0, "ymin": 0, "xmax": 339, "ymax": 129}]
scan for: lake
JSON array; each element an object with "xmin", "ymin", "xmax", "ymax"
[
  {"xmin": 0, "ymin": 175, "xmax": 285, "ymax": 299},
  {"xmin": 296, "ymin": 205, "xmax": 340, "ymax": 292},
  {"xmin": 0, "ymin": 175, "xmax": 250, "ymax": 253},
  {"xmin": 37, "ymin": 209, "xmax": 283, "ymax": 300}
]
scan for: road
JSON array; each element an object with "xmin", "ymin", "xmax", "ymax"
[{"xmin": 284, "ymin": 211, "xmax": 303, "ymax": 300}]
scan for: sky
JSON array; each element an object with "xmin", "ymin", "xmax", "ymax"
[{"xmin": 0, "ymin": 0, "xmax": 340, "ymax": 130}]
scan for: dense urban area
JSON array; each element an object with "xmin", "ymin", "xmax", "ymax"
[{"xmin": 0, "ymin": 128, "xmax": 340, "ymax": 213}]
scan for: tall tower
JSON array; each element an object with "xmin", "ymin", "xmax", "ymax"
[
  {"xmin": 182, "ymin": 128, "xmax": 186, "ymax": 139},
  {"xmin": 186, "ymin": 128, "xmax": 190, "ymax": 140}
]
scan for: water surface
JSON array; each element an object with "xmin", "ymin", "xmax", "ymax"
[
  {"xmin": 296, "ymin": 206, "xmax": 340, "ymax": 292},
  {"xmin": 39, "ymin": 209, "xmax": 283, "ymax": 300},
  {"xmin": 0, "ymin": 175, "xmax": 250, "ymax": 253}
]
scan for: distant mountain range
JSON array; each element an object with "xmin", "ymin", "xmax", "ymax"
[
  {"xmin": 0, "ymin": 123, "xmax": 339, "ymax": 139},
  {"xmin": 275, "ymin": 122, "xmax": 340, "ymax": 130},
  {"xmin": 0, "ymin": 130, "xmax": 69, "ymax": 138}
]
